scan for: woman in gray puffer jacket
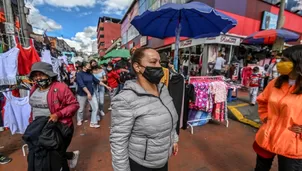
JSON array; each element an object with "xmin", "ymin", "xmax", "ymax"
[{"xmin": 110, "ymin": 47, "xmax": 179, "ymax": 171}]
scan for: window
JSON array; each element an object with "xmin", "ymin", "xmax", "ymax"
[
  {"xmin": 99, "ymin": 34, "xmax": 104, "ymax": 38},
  {"xmin": 100, "ymin": 42, "xmax": 105, "ymax": 46},
  {"xmin": 99, "ymin": 27, "xmax": 104, "ymax": 31}
]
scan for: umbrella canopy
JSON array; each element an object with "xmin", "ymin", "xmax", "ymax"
[
  {"xmin": 131, "ymin": 2, "xmax": 237, "ymax": 72},
  {"xmin": 98, "ymin": 59, "xmax": 110, "ymax": 65},
  {"xmin": 103, "ymin": 49, "xmax": 131, "ymax": 59},
  {"xmin": 131, "ymin": 2, "xmax": 237, "ymax": 39},
  {"xmin": 243, "ymin": 29, "xmax": 300, "ymax": 45}
]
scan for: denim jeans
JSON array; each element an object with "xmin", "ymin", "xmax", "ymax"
[
  {"xmin": 77, "ymin": 94, "xmax": 99, "ymax": 124},
  {"xmin": 95, "ymin": 85, "xmax": 105, "ymax": 112}
]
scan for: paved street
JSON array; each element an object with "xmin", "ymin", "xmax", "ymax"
[{"xmin": 0, "ymin": 97, "xmax": 277, "ymax": 171}]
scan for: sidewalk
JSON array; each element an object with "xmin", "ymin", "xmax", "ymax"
[
  {"xmin": 0, "ymin": 97, "xmax": 277, "ymax": 171},
  {"xmin": 228, "ymin": 90, "xmax": 261, "ymax": 129}
]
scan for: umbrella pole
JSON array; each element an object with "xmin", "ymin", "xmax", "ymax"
[{"xmin": 174, "ymin": 22, "xmax": 181, "ymax": 72}]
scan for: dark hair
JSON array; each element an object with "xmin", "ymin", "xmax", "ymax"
[
  {"xmin": 275, "ymin": 45, "xmax": 302, "ymax": 94},
  {"xmin": 82, "ymin": 61, "xmax": 90, "ymax": 67},
  {"xmin": 253, "ymin": 66, "xmax": 259, "ymax": 73},
  {"xmin": 90, "ymin": 59, "xmax": 97, "ymax": 65},
  {"xmin": 107, "ymin": 62, "xmax": 113, "ymax": 67},
  {"xmin": 131, "ymin": 47, "xmax": 153, "ymax": 73}
]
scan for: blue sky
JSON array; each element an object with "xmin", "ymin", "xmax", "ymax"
[{"xmin": 26, "ymin": 0, "xmax": 132, "ymax": 53}]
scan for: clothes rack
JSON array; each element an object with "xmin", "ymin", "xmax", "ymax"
[{"xmin": 187, "ymin": 76, "xmax": 229, "ymax": 135}]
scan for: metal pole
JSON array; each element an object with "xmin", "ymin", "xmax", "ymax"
[
  {"xmin": 201, "ymin": 44, "xmax": 208, "ymax": 76},
  {"xmin": 3, "ymin": 0, "xmax": 15, "ymax": 48},
  {"xmin": 277, "ymin": 0, "xmax": 286, "ymax": 29},
  {"xmin": 17, "ymin": 0, "xmax": 29, "ymax": 47}
]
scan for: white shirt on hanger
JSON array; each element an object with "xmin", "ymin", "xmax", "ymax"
[
  {"xmin": 41, "ymin": 49, "xmax": 52, "ymax": 65},
  {"xmin": 0, "ymin": 47, "xmax": 20, "ymax": 85},
  {"xmin": 3, "ymin": 91, "xmax": 31, "ymax": 135}
]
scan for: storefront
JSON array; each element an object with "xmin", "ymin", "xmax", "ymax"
[{"xmin": 171, "ymin": 35, "xmax": 241, "ymax": 75}]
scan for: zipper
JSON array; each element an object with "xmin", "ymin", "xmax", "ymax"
[
  {"xmin": 157, "ymin": 85, "xmax": 174, "ymax": 159},
  {"xmin": 144, "ymin": 139, "xmax": 148, "ymax": 160},
  {"xmin": 123, "ymin": 85, "xmax": 174, "ymax": 158}
]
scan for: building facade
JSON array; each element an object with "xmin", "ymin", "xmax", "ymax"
[
  {"xmin": 121, "ymin": 0, "xmax": 302, "ymax": 50},
  {"xmin": 97, "ymin": 16, "xmax": 121, "ymax": 56}
]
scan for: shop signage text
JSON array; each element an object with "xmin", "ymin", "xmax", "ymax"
[{"xmin": 140, "ymin": 36, "xmax": 148, "ymax": 47}]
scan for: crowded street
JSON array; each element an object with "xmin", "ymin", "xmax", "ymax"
[
  {"xmin": 0, "ymin": 98, "xmax": 277, "ymax": 171},
  {"xmin": 1, "ymin": 0, "xmax": 302, "ymax": 171}
]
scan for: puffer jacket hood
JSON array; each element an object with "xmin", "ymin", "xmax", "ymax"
[{"xmin": 110, "ymin": 80, "xmax": 179, "ymax": 171}]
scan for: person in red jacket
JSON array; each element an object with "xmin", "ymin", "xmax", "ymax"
[
  {"xmin": 106, "ymin": 62, "xmax": 120, "ymax": 110},
  {"xmin": 29, "ymin": 62, "xmax": 80, "ymax": 169}
]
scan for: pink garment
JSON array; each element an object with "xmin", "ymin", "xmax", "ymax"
[
  {"xmin": 210, "ymin": 81, "xmax": 227, "ymax": 103},
  {"xmin": 192, "ymin": 82, "xmax": 213, "ymax": 112}
]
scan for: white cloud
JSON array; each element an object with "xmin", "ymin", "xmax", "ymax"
[
  {"xmin": 58, "ymin": 26, "xmax": 97, "ymax": 54},
  {"xmin": 79, "ymin": 11, "xmax": 92, "ymax": 17},
  {"xmin": 30, "ymin": 0, "xmax": 132, "ymax": 15},
  {"xmin": 27, "ymin": 3, "xmax": 62, "ymax": 33},
  {"xmin": 101, "ymin": 0, "xmax": 132, "ymax": 15},
  {"xmin": 30, "ymin": 0, "xmax": 96, "ymax": 8},
  {"xmin": 61, "ymin": 8, "xmax": 73, "ymax": 12}
]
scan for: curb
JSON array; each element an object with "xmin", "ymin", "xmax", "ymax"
[{"xmin": 228, "ymin": 103, "xmax": 261, "ymax": 128}]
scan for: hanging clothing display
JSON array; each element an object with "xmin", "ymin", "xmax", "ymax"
[
  {"xmin": 51, "ymin": 57, "xmax": 61, "ymax": 81},
  {"xmin": 3, "ymin": 91, "xmax": 31, "ymax": 134},
  {"xmin": 182, "ymin": 84, "xmax": 195, "ymax": 130},
  {"xmin": 0, "ymin": 47, "xmax": 20, "ymax": 85},
  {"xmin": 168, "ymin": 73, "xmax": 184, "ymax": 135},
  {"xmin": 58, "ymin": 56, "xmax": 68, "ymax": 66},
  {"xmin": 41, "ymin": 49, "xmax": 52, "ymax": 65},
  {"xmin": 188, "ymin": 76, "xmax": 228, "ymax": 128},
  {"xmin": 160, "ymin": 67, "xmax": 170, "ymax": 87},
  {"xmin": 17, "ymin": 38, "xmax": 41, "ymax": 75}
]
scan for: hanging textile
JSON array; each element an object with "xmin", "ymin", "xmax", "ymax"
[
  {"xmin": 168, "ymin": 73, "xmax": 184, "ymax": 135},
  {"xmin": 41, "ymin": 49, "xmax": 52, "ymax": 65},
  {"xmin": 3, "ymin": 91, "xmax": 31, "ymax": 134},
  {"xmin": 181, "ymin": 84, "xmax": 195, "ymax": 130},
  {"xmin": 160, "ymin": 67, "xmax": 170, "ymax": 87},
  {"xmin": 188, "ymin": 76, "xmax": 228, "ymax": 127},
  {"xmin": 51, "ymin": 57, "xmax": 61, "ymax": 82},
  {"xmin": 0, "ymin": 47, "xmax": 20, "ymax": 85},
  {"xmin": 17, "ymin": 38, "xmax": 41, "ymax": 75}
]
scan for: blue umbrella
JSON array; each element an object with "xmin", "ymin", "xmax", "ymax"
[
  {"xmin": 131, "ymin": 2, "xmax": 237, "ymax": 71},
  {"xmin": 242, "ymin": 29, "xmax": 300, "ymax": 45}
]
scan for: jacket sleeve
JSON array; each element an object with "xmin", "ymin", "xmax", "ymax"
[
  {"xmin": 76, "ymin": 72, "xmax": 86, "ymax": 89},
  {"xmin": 110, "ymin": 95, "xmax": 134, "ymax": 171},
  {"xmin": 55, "ymin": 84, "xmax": 80, "ymax": 118},
  {"xmin": 174, "ymin": 130, "xmax": 179, "ymax": 143},
  {"xmin": 257, "ymin": 79, "xmax": 275, "ymax": 122}
]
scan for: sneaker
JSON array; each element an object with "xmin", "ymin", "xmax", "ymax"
[
  {"xmin": 0, "ymin": 155, "xmax": 12, "ymax": 165},
  {"xmin": 77, "ymin": 121, "xmax": 82, "ymax": 126},
  {"xmin": 108, "ymin": 107, "xmax": 112, "ymax": 111},
  {"xmin": 84, "ymin": 120, "xmax": 88, "ymax": 123},
  {"xmin": 69, "ymin": 150, "xmax": 80, "ymax": 169},
  {"xmin": 90, "ymin": 123, "xmax": 100, "ymax": 128},
  {"xmin": 101, "ymin": 111, "xmax": 105, "ymax": 116}
]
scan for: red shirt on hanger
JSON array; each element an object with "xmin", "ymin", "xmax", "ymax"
[{"xmin": 16, "ymin": 38, "xmax": 40, "ymax": 75}]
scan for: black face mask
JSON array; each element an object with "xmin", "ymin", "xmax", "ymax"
[
  {"xmin": 36, "ymin": 78, "xmax": 51, "ymax": 88},
  {"xmin": 140, "ymin": 65, "xmax": 164, "ymax": 84}
]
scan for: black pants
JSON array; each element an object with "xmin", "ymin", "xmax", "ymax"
[
  {"xmin": 213, "ymin": 69, "xmax": 221, "ymax": 76},
  {"xmin": 61, "ymin": 125, "xmax": 75, "ymax": 171},
  {"xmin": 130, "ymin": 158, "xmax": 168, "ymax": 171},
  {"xmin": 64, "ymin": 125, "xmax": 74, "ymax": 160},
  {"xmin": 255, "ymin": 154, "xmax": 302, "ymax": 171}
]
